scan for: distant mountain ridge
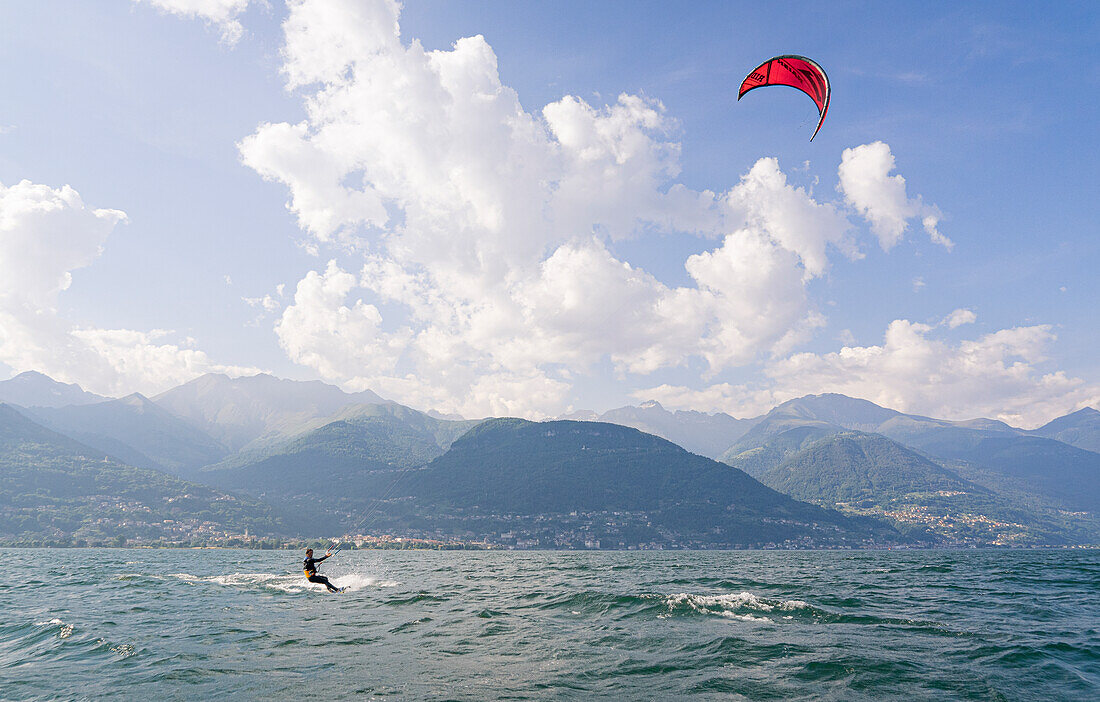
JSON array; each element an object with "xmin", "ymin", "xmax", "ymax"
[
  {"xmin": 1031, "ymin": 407, "xmax": 1100, "ymax": 454},
  {"xmin": 152, "ymin": 373, "xmax": 386, "ymax": 452},
  {"xmin": 22, "ymin": 393, "xmax": 230, "ymax": 479},
  {"xmin": 3, "ymin": 370, "xmax": 1097, "ymax": 548},
  {"xmin": 0, "ymin": 371, "xmax": 106, "ymax": 408},
  {"xmin": 560, "ymin": 400, "xmax": 758, "ymax": 458}
]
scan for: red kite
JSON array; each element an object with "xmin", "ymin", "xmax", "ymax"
[{"xmin": 739, "ymin": 55, "xmax": 831, "ymax": 141}]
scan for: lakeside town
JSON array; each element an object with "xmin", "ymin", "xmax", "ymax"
[{"xmin": 10, "ymin": 505, "xmax": 1092, "ymax": 550}]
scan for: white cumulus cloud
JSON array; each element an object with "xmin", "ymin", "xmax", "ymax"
[
  {"xmin": 639, "ymin": 319, "xmax": 1100, "ymax": 428},
  {"xmin": 243, "ymin": 0, "xmax": 879, "ymax": 417},
  {"xmin": 838, "ymin": 141, "xmax": 952, "ymax": 251},
  {"xmin": 765, "ymin": 320, "xmax": 1098, "ymax": 427},
  {"xmin": 943, "ymin": 308, "xmax": 977, "ymax": 328},
  {"xmin": 72, "ymin": 328, "xmax": 260, "ymax": 394}
]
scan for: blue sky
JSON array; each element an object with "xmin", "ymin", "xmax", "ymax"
[{"xmin": 0, "ymin": 0, "xmax": 1096, "ymax": 425}]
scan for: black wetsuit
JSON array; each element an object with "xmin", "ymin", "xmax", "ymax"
[{"xmin": 303, "ymin": 554, "xmax": 339, "ymax": 592}]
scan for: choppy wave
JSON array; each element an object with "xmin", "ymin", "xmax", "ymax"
[
  {"xmin": 2, "ymin": 616, "xmax": 140, "ymax": 672},
  {"xmin": 529, "ymin": 588, "xmax": 821, "ymax": 624},
  {"xmin": 660, "ymin": 591, "xmax": 812, "ymax": 622}
]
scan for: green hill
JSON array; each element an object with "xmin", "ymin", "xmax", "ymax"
[
  {"xmin": 727, "ymin": 430, "xmax": 1099, "ymax": 545},
  {"xmin": 190, "ymin": 413, "xmax": 903, "ymax": 547},
  {"xmin": 754, "ymin": 431, "xmax": 979, "ymax": 505},
  {"xmin": 719, "ymin": 424, "xmax": 841, "ymax": 471},
  {"xmin": 872, "ymin": 414, "xmax": 1100, "ymax": 514},
  {"xmin": 912, "ymin": 434, "xmax": 1100, "ymax": 513},
  {"xmin": 195, "ymin": 403, "xmax": 477, "ymax": 532},
  {"xmin": 0, "ymin": 404, "xmax": 285, "ymax": 546},
  {"xmin": 720, "ymin": 394, "xmax": 1100, "ymax": 522},
  {"xmin": 397, "ymin": 419, "xmax": 901, "ymax": 548}
]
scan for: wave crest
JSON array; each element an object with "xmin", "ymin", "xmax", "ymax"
[{"xmin": 662, "ymin": 592, "xmax": 813, "ymax": 621}]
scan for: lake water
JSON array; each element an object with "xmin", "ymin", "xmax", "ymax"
[{"xmin": 3, "ymin": 548, "xmax": 1097, "ymax": 700}]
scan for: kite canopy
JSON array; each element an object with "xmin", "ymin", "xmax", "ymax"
[{"xmin": 738, "ymin": 55, "xmax": 830, "ymax": 141}]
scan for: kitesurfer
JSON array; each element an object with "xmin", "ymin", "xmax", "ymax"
[{"xmin": 303, "ymin": 548, "xmax": 342, "ymax": 593}]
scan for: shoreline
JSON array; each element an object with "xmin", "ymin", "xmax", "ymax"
[{"xmin": 2, "ymin": 543, "xmax": 1096, "ymax": 551}]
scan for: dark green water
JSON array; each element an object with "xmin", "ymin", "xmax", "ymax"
[{"xmin": 3, "ymin": 549, "xmax": 1097, "ymax": 700}]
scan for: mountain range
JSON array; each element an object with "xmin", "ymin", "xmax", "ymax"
[
  {"xmin": 0, "ymin": 372, "xmax": 1096, "ymax": 547},
  {"xmin": 152, "ymin": 373, "xmax": 386, "ymax": 452},
  {"xmin": 20, "ymin": 393, "xmax": 229, "ymax": 479},
  {"xmin": 0, "ymin": 404, "xmax": 283, "ymax": 546},
  {"xmin": 0, "ymin": 371, "xmax": 106, "ymax": 408},
  {"xmin": 721, "ymin": 394, "xmax": 1100, "ymax": 544},
  {"xmin": 398, "ymin": 418, "xmax": 899, "ymax": 548}
]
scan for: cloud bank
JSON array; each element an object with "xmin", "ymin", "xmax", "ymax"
[{"xmin": 638, "ymin": 318, "xmax": 1100, "ymax": 428}]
